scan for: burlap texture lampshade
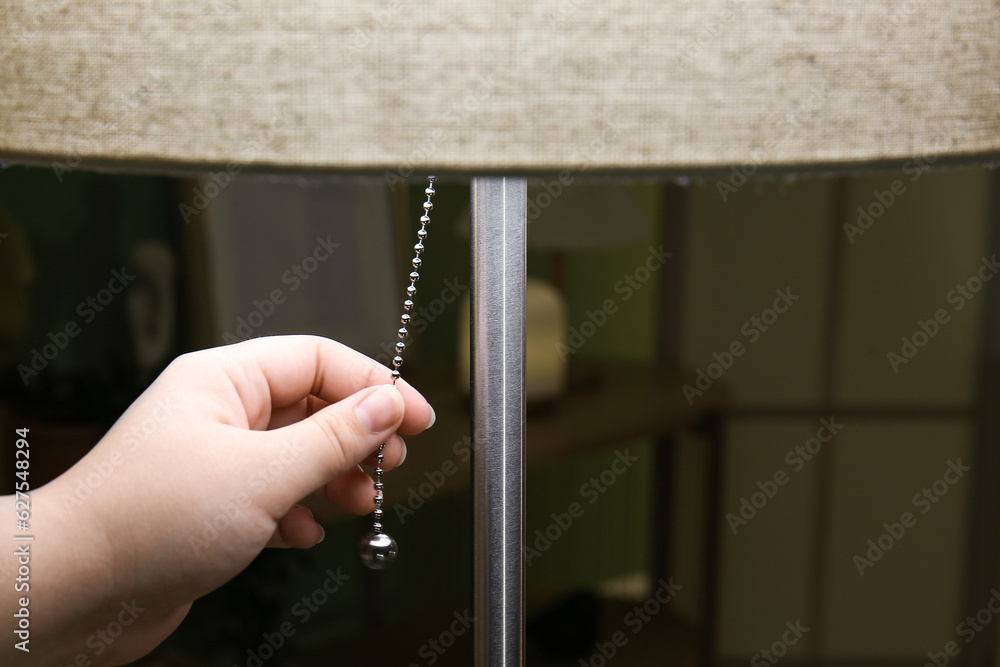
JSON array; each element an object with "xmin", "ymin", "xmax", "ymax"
[{"xmin": 1, "ymin": 1, "xmax": 999, "ymax": 173}]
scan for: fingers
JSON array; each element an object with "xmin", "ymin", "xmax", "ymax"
[
  {"xmin": 258, "ymin": 384, "xmax": 405, "ymax": 509},
  {"xmin": 217, "ymin": 335, "xmax": 434, "ymax": 435},
  {"xmin": 272, "ymin": 434, "xmax": 405, "ymax": 546},
  {"xmin": 190, "ymin": 335, "xmax": 431, "ymax": 518},
  {"xmin": 300, "ymin": 434, "xmax": 405, "ymax": 516},
  {"xmin": 266, "ymin": 504, "xmax": 324, "ymax": 549},
  {"xmin": 267, "ymin": 394, "xmax": 330, "ymax": 430},
  {"xmin": 393, "ymin": 378, "xmax": 434, "ymax": 435}
]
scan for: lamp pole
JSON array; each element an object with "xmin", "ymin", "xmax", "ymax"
[{"xmin": 471, "ymin": 177, "xmax": 527, "ymax": 666}]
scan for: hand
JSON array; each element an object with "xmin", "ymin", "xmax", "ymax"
[{"xmin": 7, "ymin": 335, "xmax": 433, "ymax": 666}]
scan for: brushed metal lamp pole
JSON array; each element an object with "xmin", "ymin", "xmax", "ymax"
[{"xmin": 471, "ymin": 177, "xmax": 528, "ymax": 666}]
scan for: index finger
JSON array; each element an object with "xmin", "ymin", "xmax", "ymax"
[{"xmin": 209, "ymin": 334, "xmax": 433, "ymax": 435}]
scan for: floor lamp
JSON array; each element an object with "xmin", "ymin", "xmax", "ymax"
[{"xmin": 3, "ymin": 2, "xmax": 1000, "ymax": 665}]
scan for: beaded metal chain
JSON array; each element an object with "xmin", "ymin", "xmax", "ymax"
[{"xmin": 358, "ymin": 176, "xmax": 437, "ymax": 570}]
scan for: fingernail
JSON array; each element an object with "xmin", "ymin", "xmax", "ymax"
[
  {"xmin": 427, "ymin": 405, "xmax": 437, "ymax": 430},
  {"xmin": 316, "ymin": 526, "xmax": 326, "ymax": 545},
  {"xmin": 398, "ymin": 442, "xmax": 408, "ymax": 467},
  {"xmin": 355, "ymin": 385, "xmax": 402, "ymax": 434}
]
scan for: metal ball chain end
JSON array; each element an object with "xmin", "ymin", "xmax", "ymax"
[{"xmin": 359, "ymin": 176, "xmax": 436, "ymax": 570}]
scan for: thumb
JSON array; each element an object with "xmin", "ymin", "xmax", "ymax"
[{"xmin": 259, "ymin": 384, "xmax": 405, "ymax": 509}]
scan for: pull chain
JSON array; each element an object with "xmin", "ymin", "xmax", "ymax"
[{"xmin": 359, "ymin": 176, "xmax": 436, "ymax": 570}]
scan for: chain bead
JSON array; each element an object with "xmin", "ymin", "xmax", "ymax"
[{"xmin": 361, "ymin": 176, "xmax": 435, "ymax": 570}]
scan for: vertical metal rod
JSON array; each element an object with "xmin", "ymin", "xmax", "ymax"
[{"xmin": 471, "ymin": 176, "xmax": 527, "ymax": 667}]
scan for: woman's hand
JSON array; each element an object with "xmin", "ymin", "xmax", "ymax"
[{"xmin": 7, "ymin": 335, "xmax": 433, "ymax": 666}]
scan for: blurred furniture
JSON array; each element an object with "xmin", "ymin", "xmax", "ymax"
[
  {"xmin": 3, "ymin": 3, "xmax": 999, "ymax": 665},
  {"xmin": 318, "ymin": 359, "xmax": 727, "ymax": 665}
]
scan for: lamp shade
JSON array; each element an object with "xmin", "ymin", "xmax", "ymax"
[{"xmin": 1, "ymin": 1, "xmax": 999, "ymax": 173}]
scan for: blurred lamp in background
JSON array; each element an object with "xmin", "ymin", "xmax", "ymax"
[
  {"xmin": 2, "ymin": 2, "xmax": 999, "ymax": 666},
  {"xmin": 457, "ymin": 183, "xmax": 653, "ymax": 403}
]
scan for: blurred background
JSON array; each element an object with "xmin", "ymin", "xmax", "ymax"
[{"xmin": 0, "ymin": 164, "xmax": 998, "ymax": 666}]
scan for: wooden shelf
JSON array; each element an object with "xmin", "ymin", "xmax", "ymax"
[{"xmin": 312, "ymin": 360, "xmax": 727, "ymax": 520}]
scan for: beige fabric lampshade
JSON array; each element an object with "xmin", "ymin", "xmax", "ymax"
[{"xmin": 1, "ymin": 1, "xmax": 999, "ymax": 173}]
